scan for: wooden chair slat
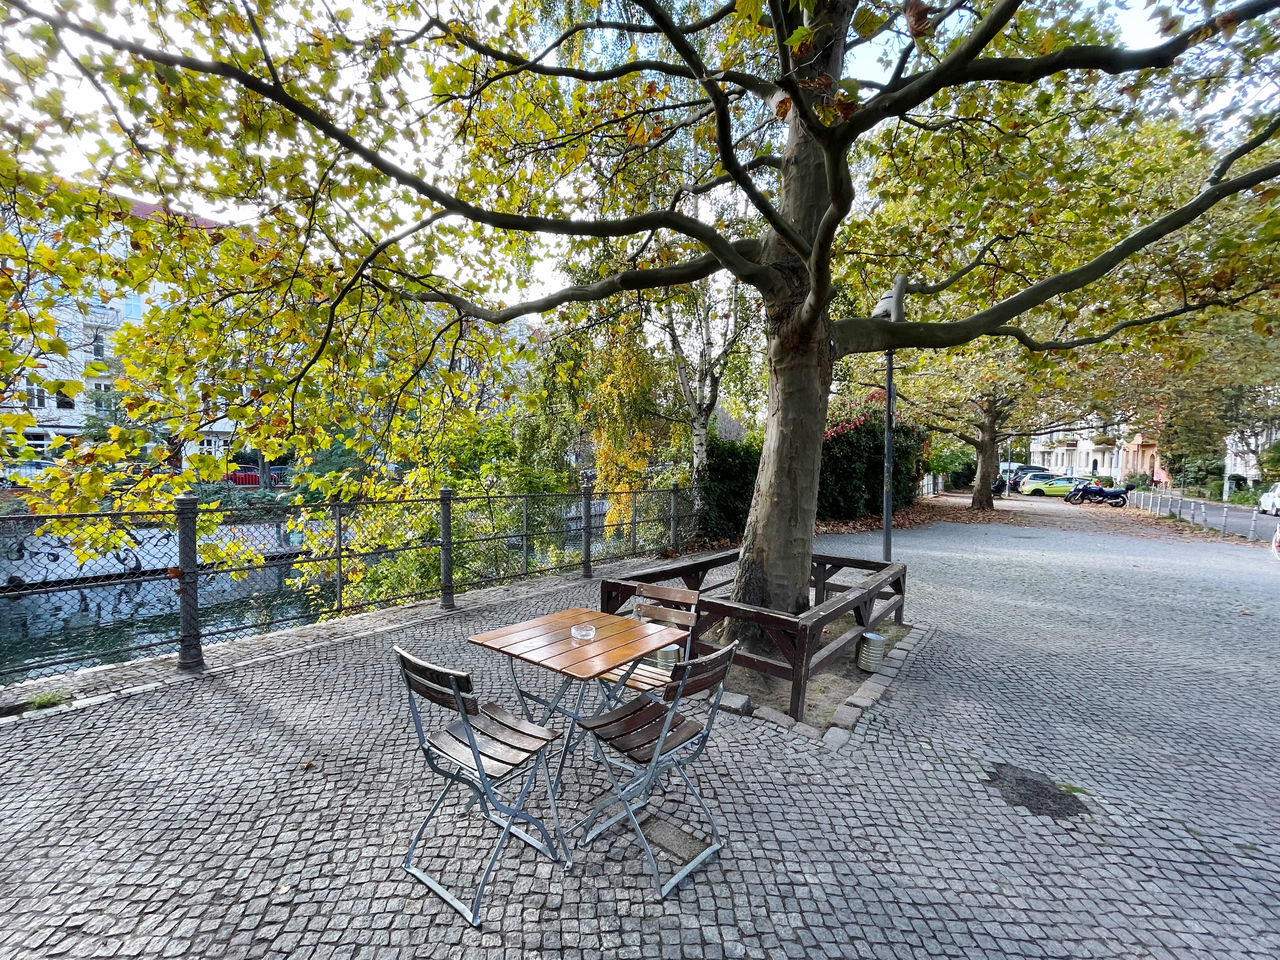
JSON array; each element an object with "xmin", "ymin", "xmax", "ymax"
[
  {"xmin": 625, "ymin": 717, "xmax": 702, "ymax": 764},
  {"xmin": 445, "ymin": 719, "xmax": 533, "ymax": 768},
  {"xmin": 396, "ymin": 646, "xmax": 478, "ymax": 713},
  {"xmin": 633, "ymin": 582, "xmax": 699, "ymax": 606},
  {"xmin": 467, "ymin": 712, "xmax": 549, "ymax": 754},
  {"xmin": 479, "ymin": 703, "xmax": 559, "ymax": 743},
  {"xmin": 579, "ymin": 698, "xmax": 668, "ymax": 738},
  {"xmin": 609, "ymin": 710, "xmax": 694, "ymax": 754},
  {"xmin": 427, "ymin": 729, "xmax": 517, "ymax": 780},
  {"xmin": 635, "ymin": 602, "xmax": 697, "ymax": 627}
]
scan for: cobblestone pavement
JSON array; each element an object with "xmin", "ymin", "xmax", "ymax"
[{"xmin": 2, "ymin": 501, "xmax": 1278, "ymax": 959}]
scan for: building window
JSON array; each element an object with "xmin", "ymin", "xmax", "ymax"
[
  {"xmin": 92, "ymin": 332, "xmax": 106, "ymax": 361},
  {"xmin": 198, "ymin": 436, "xmax": 221, "ymax": 456},
  {"xmin": 26, "ymin": 432, "xmax": 46, "ymax": 453},
  {"xmin": 25, "ymin": 379, "xmax": 46, "ymax": 409},
  {"xmin": 92, "ymin": 382, "xmax": 112, "ymax": 415},
  {"xmin": 124, "ymin": 295, "xmax": 143, "ymax": 321},
  {"xmin": 55, "ymin": 392, "xmax": 74, "ymax": 410}
]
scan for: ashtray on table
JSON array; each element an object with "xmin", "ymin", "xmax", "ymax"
[{"xmin": 570, "ymin": 624, "xmax": 596, "ymax": 640}]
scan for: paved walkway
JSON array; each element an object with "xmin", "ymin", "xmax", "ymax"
[{"xmin": 2, "ymin": 498, "xmax": 1278, "ymax": 959}]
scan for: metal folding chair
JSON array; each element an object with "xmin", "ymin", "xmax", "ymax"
[
  {"xmin": 596, "ymin": 583, "xmax": 699, "ymax": 705},
  {"xmin": 393, "ymin": 646, "xmax": 572, "ymax": 927},
  {"xmin": 573, "ymin": 642, "xmax": 738, "ymax": 899}
]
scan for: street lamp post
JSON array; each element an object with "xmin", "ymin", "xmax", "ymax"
[{"xmin": 873, "ymin": 275, "xmax": 908, "ymax": 563}]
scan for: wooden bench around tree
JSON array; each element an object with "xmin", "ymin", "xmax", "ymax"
[{"xmin": 601, "ymin": 548, "xmax": 906, "ymax": 723}]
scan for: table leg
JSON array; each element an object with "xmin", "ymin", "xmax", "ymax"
[{"xmin": 551, "ymin": 682, "xmax": 591, "ymax": 795}]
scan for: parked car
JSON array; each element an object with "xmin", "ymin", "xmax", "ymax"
[
  {"xmin": 1021, "ymin": 476, "xmax": 1077, "ymax": 497},
  {"xmin": 223, "ymin": 467, "xmax": 261, "ymax": 486},
  {"xmin": 1, "ymin": 459, "xmax": 56, "ymax": 488},
  {"xmin": 1009, "ymin": 464, "xmax": 1049, "ymax": 487},
  {"xmin": 1012, "ymin": 470, "xmax": 1056, "ymax": 493},
  {"xmin": 1260, "ymin": 482, "xmax": 1280, "ymax": 515}
]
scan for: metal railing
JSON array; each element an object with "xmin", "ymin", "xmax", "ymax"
[
  {"xmin": 0, "ymin": 482, "xmax": 700, "ymax": 683},
  {"xmin": 1132, "ymin": 488, "xmax": 1264, "ymax": 541}
]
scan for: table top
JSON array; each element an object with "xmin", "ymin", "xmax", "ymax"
[{"xmin": 469, "ymin": 608, "xmax": 686, "ymax": 682}]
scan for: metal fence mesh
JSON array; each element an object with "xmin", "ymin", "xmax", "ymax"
[{"xmin": 0, "ymin": 485, "xmax": 702, "ymax": 683}]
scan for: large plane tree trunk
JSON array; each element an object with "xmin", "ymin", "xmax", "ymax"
[
  {"xmin": 731, "ymin": 307, "xmax": 833, "ymax": 619},
  {"xmin": 725, "ymin": 0, "xmax": 853, "ymax": 654}
]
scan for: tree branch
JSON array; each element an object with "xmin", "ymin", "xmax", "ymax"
[
  {"xmin": 392, "ymin": 242, "xmax": 764, "ymax": 324},
  {"xmin": 905, "ymin": 233, "xmax": 1023, "ymax": 295},
  {"xmin": 629, "ymin": 0, "xmax": 813, "ymax": 259},
  {"xmin": 954, "ymin": 0, "xmax": 1280, "ymax": 87},
  {"xmin": 4, "ymin": 0, "xmax": 781, "ymax": 292},
  {"xmin": 833, "ymin": 152, "xmax": 1280, "ymax": 355},
  {"xmin": 991, "ymin": 291, "xmax": 1266, "ymax": 351}
]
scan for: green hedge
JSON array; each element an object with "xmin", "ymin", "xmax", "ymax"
[
  {"xmin": 701, "ymin": 418, "xmax": 926, "ymax": 538},
  {"xmin": 817, "ymin": 418, "xmax": 925, "ymax": 521},
  {"xmin": 700, "ymin": 433, "xmax": 763, "ymax": 540}
]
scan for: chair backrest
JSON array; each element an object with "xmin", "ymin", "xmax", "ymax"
[
  {"xmin": 632, "ymin": 583, "xmax": 699, "ymax": 631},
  {"xmin": 394, "ymin": 645, "xmax": 478, "ymax": 716},
  {"xmin": 659, "ymin": 641, "xmax": 738, "ymax": 704}
]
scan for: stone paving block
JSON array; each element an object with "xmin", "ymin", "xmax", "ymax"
[
  {"xmin": 751, "ymin": 705, "xmax": 795, "ymax": 729},
  {"xmin": 2, "ymin": 523, "xmax": 1279, "ymax": 960},
  {"xmin": 719, "ymin": 692, "xmax": 752, "ymax": 716},
  {"xmin": 830, "ymin": 704, "xmax": 863, "ymax": 730},
  {"xmin": 821, "ymin": 727, "xmax": 852, "ymax": 750}
]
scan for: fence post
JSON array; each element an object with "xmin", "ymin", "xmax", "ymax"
[
  {"xmin": 521, "ymin": 495, "xmax": 530, "ymax": 577},
  {"xmin": 1221, "ymin": 506, "xmax": 1229, "ymax": 537},
  {"xmin": 439, "ymin": 487, "xmax": 455, "ymax": 610},
  {"xmin": 630, "ymin": 489, "xmax": 639, "ymax": 555},
  {"xmin": 333, "ymin": 502, "xmax": 344, "ymax": 615},
  {"xmin": 669, "ymin": 482, "xmax": 680, "ymax": 552},
  {"xmin": 1248, "ymin": 508, "xmax": 1258, "ymax": 542},
  {"xmin": 580, "ymin": 482, "xmax": 593, "ymax": 579},
  {"xmin": 174, "ymin": 493, "xmax": 204, "ymax": 671}
]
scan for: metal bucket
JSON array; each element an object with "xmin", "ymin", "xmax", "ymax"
[
  {"xmin": 857, "ymin": 632, "xmax": 885, "ymax": 672},
  {"xmin": 653, "ymin": 643, "xmax": 683, "ymax": 666}
]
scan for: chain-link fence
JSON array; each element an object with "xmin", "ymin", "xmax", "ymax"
[{"xmin": 0, "ymin": 483, "xmax": 700, "ymax": 684}]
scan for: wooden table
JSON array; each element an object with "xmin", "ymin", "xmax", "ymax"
[
  {"xmin": 470, "ymin": 608, "xmax": 686, "ymax": 787},
  {"xmin": 470, "ymin": 607, "xmax": 685, "ymax": 684}
]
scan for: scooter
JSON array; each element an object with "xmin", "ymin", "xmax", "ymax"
[{"xmin": 1065, "ymin": 480, "xmax": 1134, "ymax": 507}]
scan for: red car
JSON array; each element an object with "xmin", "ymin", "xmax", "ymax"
[{"xmin": 223, "ymin": 467, "xmax": 260, "ymax": 486}]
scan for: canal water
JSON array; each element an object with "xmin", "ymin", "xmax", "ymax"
[{"xmin": 0, "ymin": 565, "xmax": 336, "ymax": 682}]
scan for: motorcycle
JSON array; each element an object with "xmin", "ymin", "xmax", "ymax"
[{"xmin": 1065, "ymin": 479, "xmax": 1134, "ymax": 507}]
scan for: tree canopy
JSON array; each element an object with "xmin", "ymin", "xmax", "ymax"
[{"xmin": 1, "ymin": 0, "xmax": 1277, "ymax": 616}]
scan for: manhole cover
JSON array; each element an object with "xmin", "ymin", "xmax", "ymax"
[{"xmin": 982, "ymin": 763, "xmax": 1090, "ymax": 820}]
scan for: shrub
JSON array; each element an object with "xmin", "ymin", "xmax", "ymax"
[
  {"xmin": 1123, "ymin": 472, "xmax": 1152, "ymax": 490},
  {"xmin": 1229, "ymin": 486, "xmax": 1262, "ymax": 506},
  {"xmin": 926, "ymin": 448, "xmax": 973, "ymax": 485},
  {"xmin": 700, "ymin": 433, "xmax": 762, "ymax": 540},
  {"xmin": 817, "ymin": 418, "xmax": 925, "ymax": 521},
  {"xmin": 700, "ymin": 418, "xmax": 927, "ymax": 537},
  {"xmin": 948, "ymin": 459, "xmax": 977, "ymax": 489}
]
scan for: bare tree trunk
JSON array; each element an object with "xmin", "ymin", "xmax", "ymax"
[{"xmin": 690, "ymin": 412, "xmax": 709, "ymax": 515}]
